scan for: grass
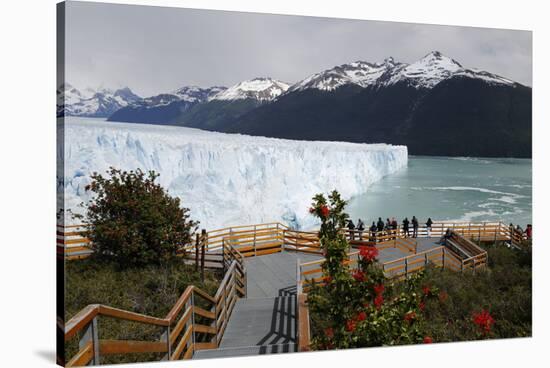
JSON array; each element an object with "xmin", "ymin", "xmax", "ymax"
[
  {"xmin": 64, "ymin": 258, "xmax": 220, "ymax": 364},
  {"xmin": 397, "ymin": 243, "xmax": 532, "ymax": 342}
]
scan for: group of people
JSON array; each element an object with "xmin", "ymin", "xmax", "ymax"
[
  {"xmin": 509, "ymin": 223, "xmax": 533, "ymax": 240},
  {"xmin": 346, "ymin": 216, "xmax": 434, "ymax": 241}
]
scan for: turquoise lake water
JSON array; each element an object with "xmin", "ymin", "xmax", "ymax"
[{"xmin": 347, "ymin": 156, "xmax": 532, "ymax": 228}]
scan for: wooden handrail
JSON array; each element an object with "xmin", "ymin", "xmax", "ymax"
[
  {"xmin": 65, "ymin": 304, "xmax": 100, "ymax": 341},
  {"xmin": 65, "ymin": 240, "xmax": 247, "ymax": 364},
  {"xmin": 98, "ymin": 305, "xmax": 170, "ymax": 326}
]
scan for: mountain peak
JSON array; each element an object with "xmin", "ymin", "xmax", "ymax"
[{"xmin": 210, "ymin": 78, "xmax": 290, "ymax": 102}]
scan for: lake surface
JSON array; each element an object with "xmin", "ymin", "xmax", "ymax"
[{"xmin": 347, "ymin": 156, "xmax": 532, "ymax": 227}]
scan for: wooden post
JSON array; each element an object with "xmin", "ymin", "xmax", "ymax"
[
  {"xmin": 160, "ymin": 325, "xmax": 172, "ymax": 360},
  {"xmin": 425, "ymin": 252, "xmax": 428, "ymax": 268},
  {"xmin": 442, "ymin": 248, "xmax": 446, "ymax": 269},
  {"xmin": 195, "ymin": 233, "xmax": 199, "ymax": 272},
  {"xmin": 201, "ymin": 230, "xmax": 206, "ymax": 282},
  {"xmin": 184, "ymin": 296, "xmax": 193, "ymax": 354},
  {"xmin": 191, "ymin": 292, "xmax": 196, "ymax": 346},
  {"xmin": 404, "ymin": 258, "xmax": 408, "ymax": 278},
  {"xmin": 79, "ymin": 317, "xmax": 99, "ymax": 365},
  {"xmin": 254, "ymin": 225, "xmax": 257, "ymax": 256},
  {"xmin": 222, "ymin": 239, "xmax": 226, "ymax": 276}
]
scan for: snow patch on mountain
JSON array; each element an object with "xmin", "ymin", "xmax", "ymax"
[
  {"xmin": 290, "ymin": 58, "xmax": 403, "ymax": 92},
  {"xmin": 58, "ymin": 85, "xmax": 141, "ymax": 117},
  {"xmin": 131, "ymin": 86, "xmax": 227, "ymax": 109},
  {"xmin": 60, "ymin": 117, "xmax": 408, "ymax": 230},
  {"xmin": 210, "ymin": 78, "xmax": 290, "ymax": 102},
  {"xmin": 385, "ymin": 51, "xmax": 463, "ymax": 88}
]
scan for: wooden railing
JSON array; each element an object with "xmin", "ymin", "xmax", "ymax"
[
  {"xmin": 63, "ymin": 241, "xmax": 246, "ymax": 365},
  {"xmin": 59, "ymin": 221, "xmax": 526, "ymax": 260},
  {"xmin": 297, "ymin": 231, "xmax": 488, "ymax": 291}
]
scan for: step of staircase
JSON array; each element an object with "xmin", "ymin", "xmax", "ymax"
[
  {"xmin": 193, "ymin": 343, "xmax": 297, "ymax": 359},
  {"xmin": 193, "ymin": 296, "xmax": 297, "ymax": 359}
]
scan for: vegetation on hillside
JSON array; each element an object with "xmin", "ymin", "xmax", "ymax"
[
  {"xmin": 307, "ymin": 191, "xmax": 532, "ymax": 349},
  {"xmin": 75, "ymin": 167, "xmax": 198, "ymax": 267}
]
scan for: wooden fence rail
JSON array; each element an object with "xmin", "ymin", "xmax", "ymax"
[
  {"xmin": 58, "ymin": 220, "xmax": 526, "ymax": 260},
  {"xmin": 63, "ymin": 240, "xmax": 246, "ymax": 366}
]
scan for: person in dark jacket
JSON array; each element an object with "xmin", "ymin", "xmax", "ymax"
[
  {"xmin": 369, "ymin": 222, "xmax": 377, "ymax": 242},
  {"xmin": 357, "ymin": 219, "xmax": 365, "ymax": 241},
  {"xmin": 377, "ymin": 217, "xmax": 385, "ymax": 232},
  {"xmin": 403, "ymin": 217, "xmax": 410, "ymax": 237},
  {"xmin": 412, "ymin": 216, "xmax": 419, "ymax": 238},
  {"xmin": 348, "ymin": 219, "xmax": 356, "ymax": 240},
  {"xmin": 525, "ymin": 224, "xmax": 532, "ymax": 239},
  {"xmin": 426, "ymin": 218, "xmax": 433, "ymax": 237}
]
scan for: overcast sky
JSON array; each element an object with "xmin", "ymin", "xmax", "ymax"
[{"xmin": 64, "ymin": 1, "xmax": 532, "ymax": 97}]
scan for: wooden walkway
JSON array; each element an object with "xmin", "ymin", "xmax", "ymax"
[
  {"xmin": 194, "ymin": 252, "xmax": 321, "ymax": 359},
  {"xmin": 62, "ymin": 221, "xmax": 504, "ymax": 364}
]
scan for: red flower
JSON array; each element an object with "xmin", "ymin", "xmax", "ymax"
[
  {"xmin": 324, "ymin": 276, "xmax": 332, "ymax": 283},
  {"xmin": 359, "ymin": 245, "xmax": 379, "ymax": 262},
  {"xmin": 438, "ymin": 291, "xmax": 448, "ymax": 303},
  {"xmin": 324, "ymin": 327, "xmax": 334, "ymax": 338},
  {"xmin": 363, "ymin": 302, "xmax": 370, "ymax": 308},
  {"xmin": 374, "ymin": 295, "xmax": 384, "ymax": 309},
  {"xmin": 419, "ymin": 301, "xmax": 425, "ymax": 311},
  {"xmin": 356, "ymin": 311, "xmax": 367, "ymax": 322},
  {"xmin": 422, "ymin": 285, "xmax": 431, "ymax": 296},
  {"xmin": 404, "ymin": 311, "xmax": 416, "ymax": 322},
  {"xmin": 309, "ymin": 207, "xmax": 315, "ymax": 214},
  {"xmin": 320, "ymin": 205, "xmax": 330, "ymax": 217},
  {"xmin": 345, "ymin": 319, "xmax": 356, "ymax": 332},
  {"xmin": 423, "ymin": 336, "xmax": 433, "ymax": 344},
  {"xmin": 373, "ymin": 284, "xmax": 385, "ymax": 296},
  {"xmin": 352, "ymin": 269, "xmax": 365, "ymax": 282},
  {"xmin": 473, "ymin": 310, "xmax": 495, "ymax": 334}
]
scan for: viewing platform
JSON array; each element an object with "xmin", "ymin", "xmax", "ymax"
[{"xmin": 60, "ymin": 220, "xmax": 527, "ymax": 365}]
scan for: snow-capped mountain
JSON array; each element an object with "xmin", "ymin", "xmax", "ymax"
[
  {"xmin": 289, "ymin": 51, "xmax": 517, "ymax": 92},
  {"xmin": 128, "ymin": 86, "xmax": 226, "ymax": 109},
  {"xmin": 382, "ymin": 51, "xmax": 515, "ymax": 88},
  {"xmin": 224, "ymin": 51, "xmax": 531, "ymax": 158},
  {"xmin": 107, "ymin": 86, "xmax": 226, "ymax": 124},
  {"xmin": 210, "ymin": 78, "xmax": 290, "ymax": 102},
  {"xmin": 58, "ymin": 85, "xmax": 141, "ymax": 118},
  {"xmin": 289, "ymin": 58, "xmax": 403, "ymax": 92}
]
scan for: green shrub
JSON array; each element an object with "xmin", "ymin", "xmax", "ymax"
[
  {"xmin": 77, "ymin": 168, "xmax": 198, "ymax": 267},
  {"xmin": 307, "ymin": 191, "xmax": 436, "ymax": 349},
  {"xmin": 398, "ymin": 245, "xmax": 532, "ymax": 342}
]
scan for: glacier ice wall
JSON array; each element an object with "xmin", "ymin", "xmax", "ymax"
[{"xmin": 60, "ymin": 117, "xmax": 408, "ymax": 230}]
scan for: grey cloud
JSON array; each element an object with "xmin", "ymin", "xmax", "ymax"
[{"xmin": 64, "ymin": 1, "xmax": 532, "ymax": 97}]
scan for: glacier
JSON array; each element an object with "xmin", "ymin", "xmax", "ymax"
[{"xmin": 59, "ymin": 117, "xmax": 408, "ymax": 230}]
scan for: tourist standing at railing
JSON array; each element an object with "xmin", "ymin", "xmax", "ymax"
[
  {"xmin": 370, "ymin": 222, "xmax": 377, "ymax": 242},
  {"xmin": 348, "ymin": 219, "xmax": 356, "ymax": 240},
  {"xmin": 403, "ymin": 217, "xmax": 410, "ymax": 237},
  {"xmin": 426, "ymin": 218, "xmax": 433, "ymax": 237},
  {"xmin": 357, "ymin": 219, "xmax": 365, "ymax": 241},
  {"xmin": 411, "ymin": 216, "xmax": 419, "ymax": 238},
  {"xmin": 377, "ymin": 217, "xmax": 385, "ymax": 233},
  {"xmin": 391, "ymin": 217, "xmax": 398, "ymax": 238},
  {"xmin": 525, "ymin": 224, "xmax": 532, "ymax": 239},
  {"xmin": 385, "ymin": 218, "xmax": 391, "ymax": 231}
]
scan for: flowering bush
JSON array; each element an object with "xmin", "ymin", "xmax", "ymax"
[
  {"xmin": 473, "ymin": 310, "xmax": 495, "ymax": 336},
  {"xmin": 307, "ymin": 190, "xmax": 437, "ymax": 349}
]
